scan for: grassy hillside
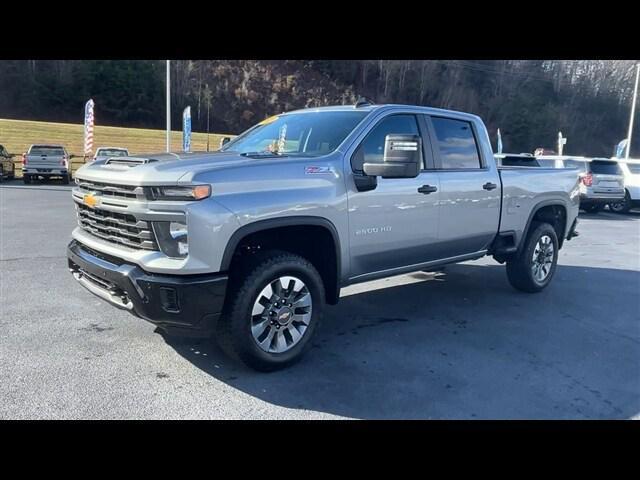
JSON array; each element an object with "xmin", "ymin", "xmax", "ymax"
[{"xmin": 0, "ymin": 118, "xmax": 235, "ymax": 178}]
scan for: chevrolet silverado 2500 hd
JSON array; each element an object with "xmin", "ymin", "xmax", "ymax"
[{"xmin": 67, "ymin": 103, "xmax": 580, "ymax": 371}]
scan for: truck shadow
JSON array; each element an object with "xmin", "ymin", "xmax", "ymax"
[{"xmin": 163, "ymin": 263, "xmax": 640, "ymax": 419}]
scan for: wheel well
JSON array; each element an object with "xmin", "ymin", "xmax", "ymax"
[
  {"xmin": 226, "ymin": 225, "xmax": 340, "ymax": 305},
  {"xmin": 529, "ymin": 204, "xmax": 567, "ymax": 248}
]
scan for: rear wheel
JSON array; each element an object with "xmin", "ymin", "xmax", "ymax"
[
  {"xmin": 23, "ymin": 175, "xmax": 31, "ymax": 184},
  {"xmin": 61, "ymin": 174, "xmax": 70, "ymax": 184},
  {"xmin": 506, "ymin": 222, "xmax": 559, "ymax": 293},
  {"xmin": 217, "ymin": 250, "xmax": 325, "ymax": 371},
  {"xmin": 609, "ymin": 191, "xmax": 631, "ymax": 214}
]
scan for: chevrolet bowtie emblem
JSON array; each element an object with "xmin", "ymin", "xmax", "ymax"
[{"xmin": 83, "ymin": 193, "xmax": 100, "ymax": 208}]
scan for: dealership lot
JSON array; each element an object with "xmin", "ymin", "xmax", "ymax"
[{"xmin": 0, "ymin": 180, "xmax": 638, "ymax": 419}]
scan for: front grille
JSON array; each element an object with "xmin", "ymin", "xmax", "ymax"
[
  {"xmin": 76, "ymin": 203, "xmax": 158, "ymax": 250},
  {"xmin": 77, "ymin": 180, "xmax": 141, "ymax": 199}
]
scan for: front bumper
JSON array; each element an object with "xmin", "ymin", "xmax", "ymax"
[{"xmin": 67, "ymin": 240, "xmax": 228, "ymax": 337}]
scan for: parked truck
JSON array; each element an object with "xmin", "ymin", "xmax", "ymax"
[
  {"xmin": 67, "ymin": 103, "xmax": 580, "ymax": 371},
  {"xmin": 22, "ymin": 144, "xmax": 71, "ymax": 184}
]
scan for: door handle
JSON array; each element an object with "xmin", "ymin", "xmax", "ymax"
[
  {"xmin": 483, "ymin": 182, "xmax": 497, "ymax": 191},
  {"xmin": 418, "ymin": 185, "xmax": 438, "ymax": 194}
]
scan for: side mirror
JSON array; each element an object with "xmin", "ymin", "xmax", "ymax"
[
  {"xmin": 363, "ymin": 134, "xmax": 421, "ymax": 179},
  {"xmin": 219, "ymin": 137, "xmax": 231, "ymax": 148}
]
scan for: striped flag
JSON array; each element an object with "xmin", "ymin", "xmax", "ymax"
[{"xmin": 83, "ymin": 99, "xmax": 95, "ymax": 156}]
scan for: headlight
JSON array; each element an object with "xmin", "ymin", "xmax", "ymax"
[
  {"xmin": 153, "ymin": 221, "xmax": 189, "ymax": 258},
  {"xmin": 148, "ymin": 185, "xmax": 211, "ymax": 201}
]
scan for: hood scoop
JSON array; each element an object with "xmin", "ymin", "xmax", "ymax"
[{"xmin": 104, "ymin": 157, "xmax": 158, "ymax": 167}]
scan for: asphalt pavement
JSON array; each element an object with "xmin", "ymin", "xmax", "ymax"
[{"xmin": 1, "ymin": 179, "xmax": 638, "ymax": 419}]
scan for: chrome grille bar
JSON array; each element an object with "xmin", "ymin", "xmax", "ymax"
[
  {"xmin": 75, "ymin": 203, "xmax": 158, "ymax": 251},
  {"xmin": 77, "ymin": 180, "xmax": 143, "ymax": 199}
]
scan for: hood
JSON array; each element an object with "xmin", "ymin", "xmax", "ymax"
[{"xmin": 74, "ymin": 151, "xmax": 260, "ymax": 186}]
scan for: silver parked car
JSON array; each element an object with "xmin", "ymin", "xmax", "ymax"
[{"xmin": 536, "ymin": 156, "xmax": 625, "ymax": 213}]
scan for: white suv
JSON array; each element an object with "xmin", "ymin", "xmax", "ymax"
[{"xmin": 609, "ymin": 159, "xmax": 640, "ymax": 213}]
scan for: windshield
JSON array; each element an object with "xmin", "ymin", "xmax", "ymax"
[
  {"xmin": 97, "ymin": 149, "xmax": 128, "ymax": 157},
  {"xmin": 221, "ymin": 110, "xmax": 369, "ymax": 157},
  {"xmin": 30, "ymin": 146, "xmax": 65, "ymax": 156}
]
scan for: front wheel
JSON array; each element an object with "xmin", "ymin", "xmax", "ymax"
[
  {"xmin": 609, "ymin": 191, "xmax": 631, "ymax": 214},
  {"xmin": 217, "ymin": 250, "xmax": 325, "ymax": 371},
  {"xmin": 506, "ymin": 222, "xmax": 559, "ymax": 293}
]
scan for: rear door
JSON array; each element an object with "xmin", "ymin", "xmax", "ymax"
[
  {"xmin": 426, "ymin": 115, "xmax": 501, "ymax": 257},
  {"xmin": 347, "ymin": 113, "xmax": 441, "ymax": 279}
]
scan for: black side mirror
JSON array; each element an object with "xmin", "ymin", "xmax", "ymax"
[{"xmin": 363, "ymin": 134, "xmax": 421, "ymax": 179}]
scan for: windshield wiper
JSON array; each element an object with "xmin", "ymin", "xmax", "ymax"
[{"xmin": 239, "ymin": 152, "xmax": 289, "ymax": 158}]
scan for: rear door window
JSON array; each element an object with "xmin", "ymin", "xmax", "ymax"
[
  {"xmin": 590, "ymin": 161, "xmax": 622, "ymax": 175},
  {"xmin": 430, "ymin": 117, "xmax": 482, "ymax": 169}
]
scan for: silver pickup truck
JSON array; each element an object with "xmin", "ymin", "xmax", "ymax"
[
  {"xmin": 23, "ymin": 144, "xmax": 71, "ymax": 184},
  {"xmin": 67, "ymin": 103, "xmax": 580, "ymax": 371}
]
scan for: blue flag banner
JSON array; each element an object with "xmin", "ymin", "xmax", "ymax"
[
  {"xmin": 615, "ymin": 139, "xmax": 628, "ymax": 158},
  {"xmin": 183, "ymin": 106, "xmax": 192, "ymax": 152}
]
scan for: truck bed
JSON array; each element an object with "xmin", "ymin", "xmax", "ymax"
[{"xmin": 498, "ymin": 166, "xmax": 580, "ymax": 247}]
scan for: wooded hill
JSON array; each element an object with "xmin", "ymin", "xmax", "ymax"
[{"xmin": 0, "ymin": 60, "xmax": 637, "ymax": 157}]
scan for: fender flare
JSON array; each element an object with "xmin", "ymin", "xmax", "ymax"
[
  {"xmin": 519, "ymin": 200, "xmax": 568, "ymax": 252},
  {"xmin": 220, "ymin": 215, "xmax": 342, "ymax": 279}
]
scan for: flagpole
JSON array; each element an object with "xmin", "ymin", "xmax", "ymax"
[
  {"xmin": 625, "ymin": 63, "xmax": 640, "ymax": 160},
  {"xmin": 166, "ymin": 60, "xmax": 171, "ymax": 153}
]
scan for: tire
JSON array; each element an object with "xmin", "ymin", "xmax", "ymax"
[
  {"xmin": 506, "ymin": 222, "xmax": 559, "ymax": 293},
  {"xmin": 216, "ymin": 250, "xmax": 325, "ymax": 371},
  {"xmin": 23, "ymin": 175, "xmax": 31, "ymax": 184},
  {"xmin": 62, "ymin": 174, "xmax": 70, "ymax": 184},
  {"xmin": 582, "ymin": 204, "xmax": 602, "ymax": 213},
  {"xmin": 609, "ymin": 191, "xmax": 631, "ymax": 214}
]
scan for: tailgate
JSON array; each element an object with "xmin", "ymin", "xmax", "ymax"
[{"xmin": 593, "ymin": 174, "xmax": 624, "ymax": 193}]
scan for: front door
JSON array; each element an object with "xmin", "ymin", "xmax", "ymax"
[{"xmin": 347, "ymin": 114, "xmax": 441, "ymax": 280}]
